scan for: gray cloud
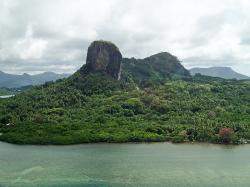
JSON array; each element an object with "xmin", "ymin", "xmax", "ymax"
[
  {"xmin": 0, "ymin": 0, "xmax": 250, "ymax": 75},
  {"xmin": 240, "ymin": 37, "xmax": 250, "ymax": 45}
]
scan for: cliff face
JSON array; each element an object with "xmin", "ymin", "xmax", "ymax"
[{"xmin": 86, "ymin": 41, "xmax": 122, "ymax": 80}]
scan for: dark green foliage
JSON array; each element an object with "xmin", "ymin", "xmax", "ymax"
[
  {"xmin": 0, "ymin": 86, "xmax": 31, "ymax": 96},
  {"xmin": 171, "ymin": 135, "xmax": 185, "ymax": 143},
  {"xmin": 0, "ymin": 71, "xmax": 249, "ymax": 145},
  {"xmin": 0, "ymin": 87, "xmax": 15, "ymax": 96},
  {"xmin": 121, "ymin": 52, "xmax": 190, "ymax": 84}
]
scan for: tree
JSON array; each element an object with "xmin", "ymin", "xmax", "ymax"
[{"xmin": 219, "ymin": 128, "xmax": 234, "ymax": 144}]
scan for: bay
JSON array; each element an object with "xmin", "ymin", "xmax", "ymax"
[{"xmin": 0, "ymin": 142, "xmax": 249, "ymax": 187}]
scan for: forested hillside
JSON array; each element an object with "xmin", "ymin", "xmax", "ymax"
[{"xmin": 0, "ymin": 41, "xmax": 249, "ymax": 145}]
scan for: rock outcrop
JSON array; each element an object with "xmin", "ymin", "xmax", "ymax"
[{"xmin": 86, "ymin": 40, "xmax": 122, "ymax": 80}]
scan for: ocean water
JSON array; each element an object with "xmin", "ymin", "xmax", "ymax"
[{"xmin": 0, "ymin": 142, "xmax": 249, "ymax": 187}]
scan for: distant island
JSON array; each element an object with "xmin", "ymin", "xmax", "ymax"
[
  {"xmin": 0, "ymin": 40, "xmax": 249, "ymax": 145},
  {"xmin": 190, "ymin": 67, "xmax": 250, "ymax": 80},
  {"xmin": 0, "ymin": 71, "xmax": 70, "ymax": 88}
]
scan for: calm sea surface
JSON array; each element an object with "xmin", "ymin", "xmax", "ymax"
[{"xmin": 0, "ymin": 142, "xmax": 249, "ymax": 187}]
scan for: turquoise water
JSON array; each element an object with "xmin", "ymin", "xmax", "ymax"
[{"xmin": 0, "ymin": 142, "xmax": 250, "ymax": 187}]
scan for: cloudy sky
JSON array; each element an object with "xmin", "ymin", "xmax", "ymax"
[{"xmin": 1, "ymin": 0, "xmax": 250, "ymax": 76}]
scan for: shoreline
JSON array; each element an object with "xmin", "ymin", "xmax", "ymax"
[{"xmin": 0, "ymin": 140, "xmax": 248, "ymax": 147}]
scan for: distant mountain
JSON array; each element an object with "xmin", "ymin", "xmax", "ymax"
[
  {"xmin": 189, "ymin": 67, "xmax": 250, "ymax": 80},
  {"xmin": 0, "ymin": 71, "xmax": 70, "ymax": 88}
]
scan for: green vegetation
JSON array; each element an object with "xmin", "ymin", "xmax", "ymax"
[
  {"xmin": 0, "ymin": 86, "xmax": 32, "ymax": 96},
  {"xmin": 0, "ymin": 87, "xmax": 16, "ymax": 96},
  {"xmin": 121, "ymin": 52, "xmax": 190, "ymax": 84},
  {"xmin": 0, "ymin": 70, "xmax": 249, "ymax": 145}
]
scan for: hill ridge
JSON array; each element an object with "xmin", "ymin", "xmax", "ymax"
[
  {"xmin": 0, "ymin": 71, "xmax": 70, "ymax": 88},
  {"xmin": 190, "ymin": 66, "xmax": 249, "ymax": 80}
]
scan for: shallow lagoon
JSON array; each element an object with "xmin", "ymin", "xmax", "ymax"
[{"xmin": 0, "ymin": 142, "xmax": 249, "ymax": 187}]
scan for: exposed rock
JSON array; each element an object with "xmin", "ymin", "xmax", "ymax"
[{"xmin": 86, "ymin": 40, "xmax": 122, "ymax": 80}]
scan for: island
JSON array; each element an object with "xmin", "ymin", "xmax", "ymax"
[{"xmin": 0, "ymin": 40, "xmax": 249, "ymax": 145}]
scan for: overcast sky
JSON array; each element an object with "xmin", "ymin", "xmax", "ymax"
[{"xmin": 1, "ymin": 0, "xmax": 250, "ymax": 76}]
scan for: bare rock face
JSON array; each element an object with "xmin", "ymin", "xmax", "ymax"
[{"xmin": 86, "ymin": 41, "xmax": 122, "ymax": 80}]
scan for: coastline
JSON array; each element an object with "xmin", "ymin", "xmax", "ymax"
[{"xmin": 0, "ymin": 139, "xmax": 247, "ymax": 146}]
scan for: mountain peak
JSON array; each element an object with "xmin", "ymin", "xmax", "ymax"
[
  {"xmin": 85, "ymin": 40, "xmax": 122, "ymax": 80},
  {"xmin": 121, "ymin": 51, "xmax": 190, "ymax": 82},
  {"xmin": 147, "ymin": 52, "xmax": 178, "ymax": 59},
  {"xmin": 145, "ymin": 52, "xmax": 180, "ymax": 63}
]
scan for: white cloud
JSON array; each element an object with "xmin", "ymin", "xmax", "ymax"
[
  {"xmin": 0, "ymin": 0, "xmax": 250, "ymax": 75},
  {"xmin": 17, "ymin": 39, "xmax": 47, "ymax": 60},
  {"xmin": 14, "ymin": 24, "xmax": 48, "ymax": 60}
]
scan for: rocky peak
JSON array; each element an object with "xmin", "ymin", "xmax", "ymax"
[{"xmin": 86, "ymin": 40, "xmax": 122, "ymax": 80}]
